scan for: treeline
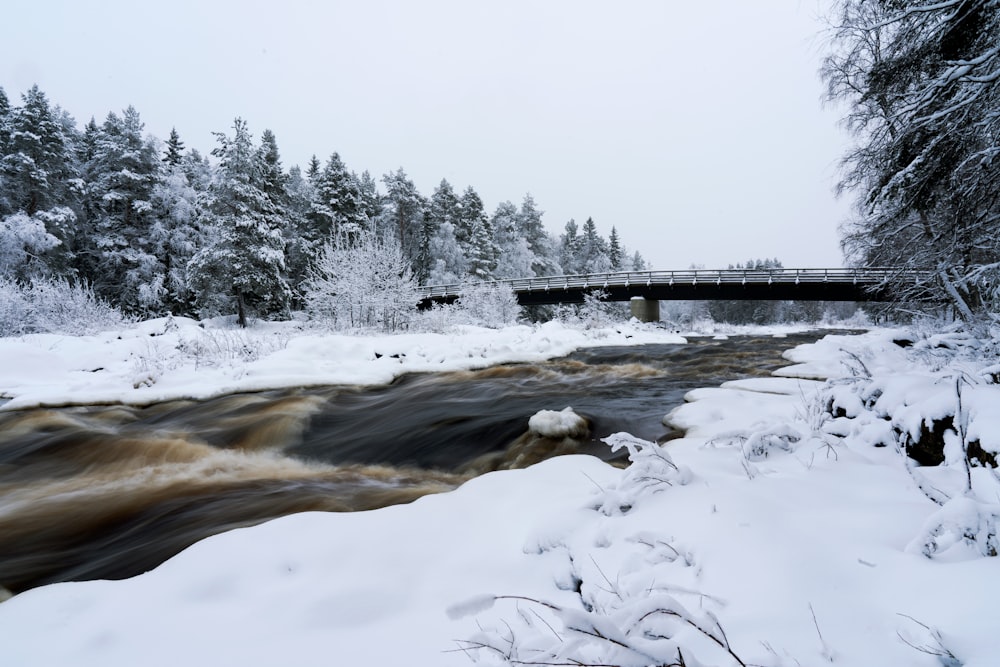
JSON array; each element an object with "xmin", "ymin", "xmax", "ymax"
[{"xmin": 0, "ymin": 85, "xmax": 646, "ymax": 325}]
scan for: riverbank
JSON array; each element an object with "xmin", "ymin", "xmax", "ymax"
[
  {"xmin": 0, "ymin": 316, "xmax": 696, "ymax": 410},
  {"xmin": 1, "ymin": 324, "xmax": 998, "ymax": 666}
]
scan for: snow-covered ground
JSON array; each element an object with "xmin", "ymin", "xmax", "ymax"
[
  {"xmin": 1, "ymin": 322, "xmax": 998, "ymax": 666},
  {"xmin": 0, "ymin": 316, "xmax": 695, "ymax": 410}
]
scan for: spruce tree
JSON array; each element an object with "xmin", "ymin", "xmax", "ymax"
[
  {"xmin": 310, "ymin": 152, "xmax": 366, "ymax": 242},
  {"xmin": 516, "ymin": 193, "xmax": 560, "ymax": 276},
  {"xmin": 163, "ymin": 127, "xmax": 185, "ymax": 166},
  {"xmin": 79, "ymin": 106, "xmax": 163, "ymax": 312},
  {"xmin": 0, "ymin": 85, "xmax": 80, "ymax": 274},
  {"xmin": 609, "ymin": 226, "xmax": 623, "ymax": 270},
  {"xmin": 380, "ymin": 167, "xmax": 425, "ymax": 270},
  {"xmin": 491, "ymin": 200, "xmax": 533, "ymax": 279},
  {"xmin": 187, "ymin": 118, "xmax": 290, "ymax": 326}
]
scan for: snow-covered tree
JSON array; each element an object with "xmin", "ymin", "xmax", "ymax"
[
  {"xmin": 187, "ymin": 118, "xmax": 290, "ymax": 326},
  {"xmin": 467, "ymin": 214, "xmax": 498, "ymax": 280},
  {"xmin": 0, "ymin": 212, "xmax": 61, "ymax": 280},
  {"xmin": 79, "ymin": 106, "xmax": 164, "ymax": 312},
  {"xmin": 309, "ymin": 152, "xmax": 367, "ymax": 243},
  {"xmin": 426, "ymin": 179, "xmax": 465, "ymax": 284},
  {"xmin": 514, "ymin": 194, "xmax": 556, "ymax": 276},
  {"xmin": 303, "ymin": 227, "xmax": 417, "ymax": 331},
  {"xmin": 609, "ymin": 226, "xmax": 623, "ymax": 270},
  {"xmin": 491, "ymin": 200, "xmax": 534, "ymax": 279},
  {"xmin": 379, "ymin": 167, "xmax": 425, "ymax": 269},
  {"xmin": 162, "ymin": 127, "xmax": 185, "ymax": 167},
  {"xmin": 823, "ymin": 0, "xmax": 1000, "ymax": 318},
  {"xmin": 577, "ymin": 216, "xmax": 611, "ymax": 273},
  {"xmin": 559, "ymin": 218, "xmax": 582, "ymax": 274},
  {"xmin": 149, "ymin": 159, "xmax": 205, "ymax": 314},
  {"xmin": 282, "ymin": 164, "xmax": 317, "ymax": 297},
  {"xmin": 0, "ymin": 86, "xmax": 81, "ymax": 275}
]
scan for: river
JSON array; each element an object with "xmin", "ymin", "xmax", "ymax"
[{"xmin": 0, "ymin": 331, "xmax": 840, "ymax": 594}]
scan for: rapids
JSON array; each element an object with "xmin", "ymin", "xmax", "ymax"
[{"xmin": 0, "ymin": 331, "xmax": 840, "ymax": 593}]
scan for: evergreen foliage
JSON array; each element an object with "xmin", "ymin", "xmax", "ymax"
[
  {"xmin": 0, "ymin": 84, "xmax": 653, "ymax": 326},
  {"xmin": 187, "ymin": 118, "xmax": 290, "ymax": 327},
  {"xmin": 163, "ymin": 128, "xmax": 185, "ymax": 166}
]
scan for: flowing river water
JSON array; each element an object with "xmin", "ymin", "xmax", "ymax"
[{"xmin": 0, "ymin": 331, "xmax": 843, "ymax": 595}]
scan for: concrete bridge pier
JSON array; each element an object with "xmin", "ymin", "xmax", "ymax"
[{"xmin": 630, "ymin": 297, "xmax": 660, "ymax": 323}]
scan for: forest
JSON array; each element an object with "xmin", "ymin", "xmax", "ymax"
[{"xmin": 0, "ymin": 85, "xmax": 646, "ymax": 327}]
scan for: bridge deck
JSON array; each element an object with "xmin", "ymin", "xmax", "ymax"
[{"xmin": 417, "ymin": 268, "xmax": 931, "ymax": 307}]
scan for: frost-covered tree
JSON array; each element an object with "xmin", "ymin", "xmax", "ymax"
[
  {"xmin": 79, "ymin": 106, "xmax": 164, "ymax": 312},
  {"xmin": 467, "ymin": 214, "xmax": 498, "ymax": 280},
  {"xmin": 0, "ymin": 212, "xmax": 61, "ymax": 280},
  {"xmin": 310, "ymin": 152, "xmax": 367, "ymax": 243},
  {"xmin": 357, "ymin": 170, "xmax": 382, "ymax": 227},
  {"xmin": 516, "ymin": 193, "xmax": 561, "ymax": 276},
  {"xmin": 282, "ymin": 164, "xmax": 317, "ymax": 297},
  {"xmin": 455, "ymin": 185, "xmax": 485, "ymax": 249},
  {"xmin": 426, "ymin": 179, "xmax": 465, "ymax": 283},
  {"xmin": 823, "ymin": 0, "xmax": 1000, "ymax": 318},
  {"xmin": 149, "ymin": 158, "xmax": 205, "ymax": 314},
  {"xmin": 0, "ymin": 86, "xmax": 81, "ymax": 276},
  {"xmin": 162, "ymin": 127, "xmax": 185, "ymax": 167},
  {"xmin": 303, "ymin": 227, "xmax": 417, "ymax": 331},
  {"xmin": 187, "ymin": 118, "xmax": 290, "ymax": 326},
  {"xmin": 491, "ymin": 200, "xmax": 534, "ymax": 279},
  {"xmin": 379, "ymin": 168, "xmax": 425, "ymax": 269},
  {"xmin": 577, "ymin": 216, "xmax": 611, "ymax": 273},
  {"xmin": 609, "ymin": 226, "xmax": 623, "ymax": 270},
  {"xmin": 559, "ymin": 219, "xmax": 582, "ymax": 274}
]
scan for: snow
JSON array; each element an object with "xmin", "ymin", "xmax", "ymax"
[
  {"xmin": 528, "ymin": 406, "xmax": 588, "ymax": 438},
  {"xmin": 0, "ymin": 317, "xmax": 685, "ymax": 410},
  {"xmin": 1, "ymin": 324, "xmax": 999, "ymax": 666}
]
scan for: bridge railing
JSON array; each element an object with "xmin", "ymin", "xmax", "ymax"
[{"xmin": 416, "ymin": 267, "xmax": 930, "ymax": 301}]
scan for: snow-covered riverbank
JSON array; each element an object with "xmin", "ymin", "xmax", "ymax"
[
  {"xmin": 1, "ymin": 324, "xmax": 998, "ymax": 666},
  {"xmin": 0, "ymin": 316, "xmax": 690, "ymax": 410}
]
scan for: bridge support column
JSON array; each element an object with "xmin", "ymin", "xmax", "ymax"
[{"xmin": 630, "ymin": 297, "xmax": 660, "ymax": 323}]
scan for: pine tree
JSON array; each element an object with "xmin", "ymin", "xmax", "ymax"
[
  {"xmin": 163, "ymin": 127, "xmax": 185, "ymax": 166},
  {"xmin": 187, "ymin": 118, "xmax": 290, "ymax": 326}
]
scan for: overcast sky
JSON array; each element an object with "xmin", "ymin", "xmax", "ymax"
[{"xmin": 2, "ymin": 0, "xmax": 852, "ymax": 270}]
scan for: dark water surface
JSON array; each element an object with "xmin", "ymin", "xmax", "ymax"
[{"xmin": 0, "ymin": 331, "xmax": 840, "ymax": 593}]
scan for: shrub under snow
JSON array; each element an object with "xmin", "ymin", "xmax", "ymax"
[{"xmin": 0, "ymin": 276, "xmax": 129, "ymax": 336}]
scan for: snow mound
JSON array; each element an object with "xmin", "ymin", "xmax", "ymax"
[{"xmin": 528, "ymin": 407, "xmax": 588, "ymax": 438}]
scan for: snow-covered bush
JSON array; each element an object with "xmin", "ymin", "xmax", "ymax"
[
  {"xmin": 454, "ymin": 281, "xmax": 522, "ymax": 328},
  {"xmin": 595, "ymin": 432, "xmax": 692, "ymax": 515},
  {"xmin": 416, "ymin": 281, "xmax": 521, "ymax": 331},
  {"xmin": 302, "ymin": 228, "xmax": 417, "ymax": 331},
  {"xmin": 0, "ymin": 212, "xmax": 61, "ymax": 280},
  {"xmin": 0, "ymin": 276, "xmax": 129, "ymax": 336}
]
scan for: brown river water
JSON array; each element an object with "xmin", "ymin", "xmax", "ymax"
[{"xmin": 0, "ymin": 331, "xmax": 843, "ymax": 594}]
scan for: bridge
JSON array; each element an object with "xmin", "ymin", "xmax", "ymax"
[{"xmin": 416, "ymin": 267, "xmax": 932, "ymax": 309}]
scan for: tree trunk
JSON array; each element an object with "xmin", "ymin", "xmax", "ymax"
[{"xmin": 237, "ymin": 290, "xmax": 247, "ymax": 328}]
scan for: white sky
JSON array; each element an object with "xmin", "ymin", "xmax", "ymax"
[{"xmin": 1, "ymin": 0, "xmax": 852, "ymax": 270}]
